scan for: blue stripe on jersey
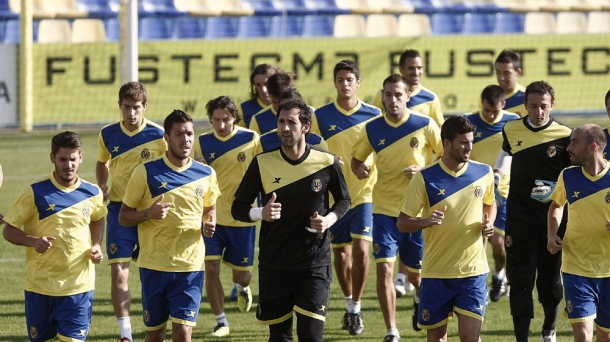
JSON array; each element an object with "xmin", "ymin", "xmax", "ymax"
[
  {"xmin": 366, "ymin": 114, "xmax": 430, "ymax": 154},
  {"xmin": 101, "ymin": 123, "xmax": 164, "ymax": 158},
  {"xmin": 315, "ymin": 103, "xmax": 380, "ymax": 140},
  {"xmin": 241, "ymin": 99, "xmax": 263, "ymax": 127},
  {"xmin": 408, "ymin": 89, "xmax": 435, "ymax": 108},
  {"xmin": 260, "ymin": 131, "xmax": 323, "ymax": 152},
  {"xmin": 563, "ymin": 167, "xmax": 610, "ymax": 205},
  {"xmin": 145, "ymin": 159, "xmax": 213, "ymax": 198},
  {"xmin": 254, "ymin": 109, "xmax": 277, "ymax": 134},
  {"xmin": 422, "ymin": 162, "xmax": 490, "ymax": 207},
  {"xmin": 32, "ymin": 179, "xmax": 100, "ymax": 220},
  {"xmin": 466, "ymin": 113, "xmax": 513, "ymax": 144},
  {"xmin": 505, "ymin": 90, "xmax": 525, "ymax": 110},
  {"xmin": 198, "ymin": 130, "xmax": 255, "ymax": 164},
  {"xmin": 604, "ymin": 128, "xmax": 610, "ymax": 160}
]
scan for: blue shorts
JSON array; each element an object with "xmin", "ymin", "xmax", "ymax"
[
  {"xmin": 329, "ymin": 203, "xmax": 373, "ymax": 246},
  {"xmin": 106, "ymin": 201, "xmax": 139, "ymax": 263},
  {"xmin": 493, "ymin": 197, "xmax": 507, "ymax": 236},
  {"xmin": 25, "ymin": 290, "xmax": 93, "ymax": 342},
  {"xmin": 204, "ymin": 224, "xmax": 256, "ymax": 270},
  {"xmin": 418, "ymin": 274, "xmax": 488, "ymax": 330},
  {"xmin": 372, "ymin": 214, "xmax": 423, "ymax": 271},
  {"xmin": 140, "ymin": 268, "xmax": 204, "ymax": 331},
  {"xmin": 563, "ymin": 273, "xmax": 610, "ymax": 330}
]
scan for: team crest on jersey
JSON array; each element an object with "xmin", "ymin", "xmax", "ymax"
[
  {"xmin": 374, "ymin": 243, "xmax": 380, "ymax": 255},
  {"xmin": 421, "ymin": 309, "xmax": 430, "ymax": 322},
  {"xmin": 195, "ymin": 187, "xmax": 204, "ymax": 198},
  {"xmin": 311, "ymin": 178, "xmax": 322, "ymax": 192},
  {"xmin": 237, "ymin": 152, "xmax": 246, "ymax": 163},
  {"xmin": 605, "ymin": 192, "xmax": 610, "ymax": 204},
  {"xmin": 141, "ymin": 148, "xmax": 151, "ymax": 159},
  {"xmin": 109, "ymin": 243, "xmax": 117, "ymax": 254},
  {"xmin": 30, "ymin": 326, "xmax": 38, "ymax": 338},
  {"xmin": 473, "ymin": 186, "xmax": 483, "ymax": 198},
  {"xmin": 566, "ymin": 300, "xmax": 574, "ymax": 313},
  {"xmin": 547, "ymin": 145, "xmax": 557, "ymax": 157},
  {"xmin": 505, "ymin": 235, "xmax": 512, "ymax": 247},
  {"xmin": 410, "ymin": 137, "xmax": 420, "ymax": 148},
  {"xmin": 144, "ymin": 310, "xmax": 151, "ymax": 322},
  {"xmin": 82, "ymin": 206, "xmax": 91, "ymax": 218}
]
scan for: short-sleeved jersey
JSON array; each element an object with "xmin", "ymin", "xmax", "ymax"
[
  {"xmin": 464, "ymin": 110, "xmax": 520, "ymax": 197},
  {"xmin": 603, "ymin": 127, "xmax": 610, "ymax": 160},
  {"xmin": 550, "ymin": 164, "xmax": 610, "ymax": 278},
  {"xmin": 232, "ymin": 145, "xmax": 351, "ymax": 271},
  {"xmin": 400, "ymin": 160, "xmax": 494, "ymax": 278},
  {"xmin": 4, "ymin": 175, "xmax": 107, "ymax": 296},
  {"xmin": 372, "ymin": 84, "xmax": 444, "ymax": 127},
  {"xmin": 123, "ymin": 155, "xmax": 220, "ymax": 272},
  {"xmin": 352, "ymin": 110, "xmax": 442, "ymax": 216},
  {"xmin": 504, "ymin": 83, "xmax": 526, "ymax": 117},
  {"xmin": 502, "ymin": 117, "xmax": 571, "ymax": 225},
  {"xmin": 256, "ymin": 129, "xmax": 328, "ymax": 154},
  {"xmin": 238, "ymin": 97, "xmax": 268, "ymax": 128},
  {"xmin": 249, "ymin": 107, "xmax": 277, "ymax": 136},
  {"xmin": 311, "ymin": 100, "xmax": 381, "ymax": 208},
  {"xmin": 97, "ymin": 119, "xmax": 167, "ymax": 202},
  {"xmin": 194, "ymin": 126, "xmax": 259, "ymax": 227}
]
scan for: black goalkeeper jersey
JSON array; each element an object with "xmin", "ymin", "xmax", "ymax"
[{"xmin": 232, "ymin": 144, "xmax": 351, "ymax": 271}]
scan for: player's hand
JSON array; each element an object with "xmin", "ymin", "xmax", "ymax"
[
  {"xmin": 427, "ymin": 206, "xmax": 446, "ymax": 227},
  {"xmin": 547, "ymin": 234, "xmax": 563, "ymax": 254},
  {"xmin": 606, "ymin": 219, "xmax": 610, "ymax": 231},
  {"xmin": 100, "ymin": 184, "xmax": 110, "ymax": 202},
  {"xmin": 402, "ymin": 165, "xmax": 421, "ymax": 179},
  {"xmin": 307, "ymin": 211, "xmax": 328, "ymax": 234},
  {"xmin": 493, "ymin": 173, "xmax": 503, "ymax": 207},
  {"xmin": 34, "ymin": 236, "xmax": 55, "ymax": 253},
  {"xmin": 147, "ymin": 194, "xmax": 172, "ymax": 220},
  {"xmin": 203, "ymin": 216, "xmax": 215, "ymax": 238},
  {"xmin": 353, "ymin": 163, "xmax": 370, "ymax": 180},
  {"xmin": 531, "ymin": 180, "xmax": 556, "ymax": 204},
  {"xmin": 263, "ymin": 192, "xmax": 282, "ymax": 222},
  {"xmin": 481, "ymin": 213, "xmax": 494, "ymax": 237},
  {"xmin": 89, "ymin": 244, "xmax": 103, "ymax": 264}
]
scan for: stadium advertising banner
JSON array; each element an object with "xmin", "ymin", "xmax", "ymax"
[
  {"xmin": 0, "ymin": 45, "xmax": 17, "ymax": 127},
  {"xmin": 28, "ymin": 34, "xmax": 610, "ymax": 125}
]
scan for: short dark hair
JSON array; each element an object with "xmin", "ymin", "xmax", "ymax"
[
  {"xmin": 249, "ymin": 64, "xmax": 279, "ymax": 100},
  {"xmin": 383, "ymin": 73, "xmax": 409, "ymax": 89},
  {"xmin": 580, "ymin": 124, "xmax": 607, "ymax": 151},
  {"xmin": 206, "ymin": 96, "xmax": 241, "ymax": 125},
  {"xmin": 51, "ymin": 131, "xmax": 82, "ymax": 154},
  {"xmin": 481, "ymin": 85, "xmax": 506, "ymax": 107},
  {"xmin": 119, "ymin": 81, "xmax": 147, "ymax": 105},
  {"xmin": 163, "ymin": 109, "xmax": 192, "ymax": 134},
  {"xmin": 605, "ymin": 89, "xmax": 610, "ymax": 107},
  {"xmin": 495, "ymin": 49, "xmax": 521, "ymax": 70},
  {"xmin": 441, "ymin": 116, "xmax": 476, "ymax": 142},
  {"xmin": 399, "ymin": 49, "xmax": 421, "ymax": 68},
  {"xmin": 267, "ymin": 72, "xmax": 293, "ymax": 98},
  {"xmin": 278, "ymin": 88, "xmax": 303, "ymax": 103},
  {"xmin": 333, "ymin": 59, "xmax": 360, "ymax": 80},
  {"xmin": 525, "ymin": 81, "xmax": 555, "ymax": 104},
  {"xmin": 277, "ymin": 99, "xmax": 312, "ymax": 128}
]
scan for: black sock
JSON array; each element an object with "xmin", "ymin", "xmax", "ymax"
[
  {"xmin": 513, "ymin": 315, "xmax": 531, "ymax": 342},
  {"xmin": 542, "ymin": 305, "xmax": 559, "ymax": 332}
]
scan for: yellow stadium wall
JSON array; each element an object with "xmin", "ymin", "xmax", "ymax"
[{"xmin": 33, "ymin": 34, "xmax": 610, "ymax": 124}]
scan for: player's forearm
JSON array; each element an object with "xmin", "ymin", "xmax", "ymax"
[
  {"xmin": 95, "ymin": 161, "xmax": 109, "ymax": 186},
  {"xmin": 118, "ymin": 204, "xmax": 150, "ymax": 227},
  {"xmin": 329, "ymin": 197, "xmax": 351, "ymax": 222},
  {"xmin": 232, "ymin": 199, "xmax": 257, "ymax": 223},
  {"xmin": 396, "ymin": 213, "xmax": 429, "ymax": 233},
  {"xmin": 89, "ymin": 218, "xmax": 104, "ymax": 246},
  {"xmin": 203, "ymin": 205, "xmax": 216, "ymax": 225},
  {"xmin": 494, "ymin": 150, "xmax": 511, "ymax": 176},
  {"xmin": 350, "ymin": 157, "xmax": 366, "ymax": 177},
  {"xmin": 483, "ymin": 204, "xmax": 497, "ymax": 225},
  {"xmin": 547, "ymin": 201, "xmax": 564, "ymax": 239},
  {"xmin": 2, "ymin": 224, "xmax": 39, "ymax": 248}
]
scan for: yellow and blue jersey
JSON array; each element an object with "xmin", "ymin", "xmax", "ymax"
[
  {"xmin": 4, "ymin": 175, "xmax": 107, "ymax": 296},
  {"xmin": 312, "ymin": 100, "xmax": 381, "ymax": 208},
  {"xmin": 550, "ymin": 164, "xmax": 610, "ymax": 278},
  {"xmin": 372, "ymin": 84, "xmax": 444, "ymax": 127},
  {"xmin": 123, "ymin": 155, "xmax": 220, "ymax": 272},
  {"xmin": 256, "ymin": 129, "xmax": 328, "ymax": 154},
  {"xmin": 239, "ymin": 97, "xmax": 269, "ymax": 128},
  {"xmin": 249, "ymin": 106, "xmax": 277, "ymax": 136},
  {"xmin": 464, "ymin": 110, "xmax": 520, "ymax": 197},
  {"xmin": 352, "ymin": 110, "xmax": 442, "ymax": 217},
  {"xmin": 400, "ymin": 159, "xmax": 494, "ymax": 278},
  {"xmin": 97, "ymin": 118, "xmax": 167, "ymax": 202},
  {"xmin": 194, "ymin": 126, "xmax": 259, "ymax": 227},
  {"xmin": 504, "ymin": 83, "xmax": 526, "ymax": 117}
]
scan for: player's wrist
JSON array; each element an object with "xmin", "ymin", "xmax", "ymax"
[
  {"xmin": 143, "ymin": 209, "xmax": 149, "ymax": 219},
  {"xmin": 249, "ymin": 207, "xmax": 263, "ymax": 221}
]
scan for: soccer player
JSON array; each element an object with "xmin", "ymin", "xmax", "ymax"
[
  {"xmin": 352, "ymin": 73, "xmax": 443, "ymax": 340},
  {"xmin": 3, "ymin": 131, "xmax": 107, "ymax": 342},
  {"xmin": 603, "ymin": 89, "xmax": 610, "ymax": 159},
  {"xmin": 249, "ymin": 72, "xmax": 294, "ymax": 135},
  {"xmin": 311, "ymin": 60, "xmax": 381, "ymax": 336},
  {"xmin": 499, "ymin": 81, "xmax": 571, "ymax": 342},
  {"xmin": 239, "ymin": 63, "xmax": 278, "ymax": 128},
  {"xmin": 231, "ymin": 98, "xmax": 351, "ymax": 342},
  {"xmin": 371, "ymin": 49, "xmax": 444, "ymax": 127},
  {"xmin": 547, "ymin": 124, "xmax": 610, "ymax": 342},
  {"xmin": 494, "ymin": 49, "xmax": 526, "ymax": 117},
  {"xmin": 193, "ymin": 96, "xmax": 260, "ymax": 337},
  {"xmin": 119, "ymin": 110, "xmax": 220, "ymax": 342},
  {"xmin": 397, "ymin": 116, "xmax": 496, "ymax": 342},
  {"xmin": 96, "ymin": 81, "xmax": 167, "ymax": 342},
  {"xmin": 464, "ymin": 85, "xmax": 520, "ymax": 302}
]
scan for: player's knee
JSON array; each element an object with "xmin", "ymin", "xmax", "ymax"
[
  {"xmin": 296, "ymin": 317, "xmax": 324, "ymax": 342},
  {"xmin": 406, "ymin": 271, "xmax": 421, "ymax": 288},
  {"xmin": 232, "ymin": 270, "xmax": 252, "ymax": 286}
]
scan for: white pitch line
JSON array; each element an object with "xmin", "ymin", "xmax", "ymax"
[{"xmin": 0, "ymin": 258, "xmax": 24, "ymax": 263}]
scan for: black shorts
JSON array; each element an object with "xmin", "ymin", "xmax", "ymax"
[{"xmin": 256, "ymin": 265, "xmax": 332, "ymax": 325}]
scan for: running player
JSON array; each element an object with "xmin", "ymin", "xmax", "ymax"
[
  {"xmin": 249, "ymin": 72, "xmax": 294, "ymax": 135},
  {"xmin": 239, "ymin": 64, "xmax": 278, "ymax": 128},
  {"xmin": 494, "ymin": 49, "xmax": 526, "ymax": 117}
]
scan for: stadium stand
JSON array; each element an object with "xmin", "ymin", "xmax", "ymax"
[
  {"xmin": 303, "ymin": 0, "xmax": 350, "ymax": 15},
  {"xmin": 171, "ymin": 16, "xmax": 204, "ymax": 39},
  {"xmin": 333, "ymin": 14, "xmax": 366, "ymax": 37},
  {"xmin": 334, "ymin": 0, "xmax": 383, "ymax": 14},
  {"xmin": 523, "ymin": 12, "xmax": 556, "ymax": 34},
  {"xmin": 587, "ymin": 11, "xmax": 610, "ymax": 33},
  {"xmin": 271, "ymin": 0, "xmax": 317, "ymax": 15},
  {"xmin": 37, "ymin": 18, "xmax": 72, "ymax": 43},
  {"xmin": 9, "ymin": 0, "xmax": 55, "ymax": 19},
  {"xmin": 269, "ymin": 15, "xmax": 301, "ymax": 37},
  {"xmin": 492, "ymin": 12, "xmax": 524, "ymax": 33},
  {"xmin": 462, "ymin": 12, "xmax": 493, "ymax": 34},
  {"xmin": 42, "ymin": 0, "xmax": 88, "ymax": 19},
  {"xmin": 77, "ymin": 0, "xmax": 117, "ymax": 18},
  {"xmin": 365, "ymin": 13, "xmax": 398, "ymax": 37},
  {"xmin": 0, "ymin": 0, "xmax": 18, "ymax": 19},
  {"xmin": 378, "ymin": 0, "xmax": 415, "ymax": 14},
  {"xmin": 241, "ymin": 0, "xmax": 283, "ymax": 16},
  {"xmin": 72, "ymin": 18, "xmax": 107, "ymax": 42},
  {"xmin": 302, "ymin": 14, "xmax": 334, "ymax": 36},
  {"xmin": 430, "ymin": 12, "xmax": 461, "ymax": 34},
  {"xmin": 237, "ymin": 15, "xmax": 269, "ymax": 38},
  {"xmin": 139, "ymin": 16, "xmax": 170, "ymax": 40},
  {"xmin": 104, "ymin": 17, "xmax": 120, "ymax": 41},
  {"xmin": 140, "ymin": 0, "xmax": 187, "ymax": 17},
  {"xmin": 556, "ymin": 11, "xmax": 587, "ymax": 33},
  {"xmin": 397, "ymin": 13, "xmax": 432, "ymax": 36},
  {"xmin": 205, "ymin": 16, "xmax": 237, "ymax": 39}
]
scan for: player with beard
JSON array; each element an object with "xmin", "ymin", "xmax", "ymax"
[{"xmin": 239, "ymin": 64, "xmax": 279, "ymax": 128}]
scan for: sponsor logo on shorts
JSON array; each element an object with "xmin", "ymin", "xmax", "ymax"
[
  {"xmin": 311, "ymin": 178, "xmax": 322, "ymax": 192},
  {"xmin": 319, "ymin": 305, "xmax": 326, "ymax": 311},
  {"xmin": 141, "ymin": 148, "xmax": 151, "ymax": 159},
  {"xmin": 30, "ymin": 326, "xmax": 38, "ymax": 338},
  {"xmin": 374, "ymin": 243, "xmax": 380, "ymax": 255},
  {"xmin": 566, "ymin": 300, "xmax": 574, "ymax": 313},
  {"xmin": 195, "ymin": 187, "xmax": 204, "ymax": 198},
  {"xmin": 421, "ymin": 309, "xmax": 430, "ymax": 321},
  {"xmin": 474, "ymin": 186, "xmax": 483, "ymax": 198},
  {"xmin": 77, "ymin": 329, "xmax": 86, "ymax": 336},
  {"xmin": 82, "ymin": 206, "xmax": 91, "ymax": 218},
  {"xmin": 410, "ymin": 137, "xmax": 419, "ymax": 148},
  {"xmin": 144, "ymin": 310, "xmax": 151, "ymax": 322},
  {"xmin": 109, "ymin": 243, "xmax": 117, "ymax": 254},
  {"xmin": 547, "ymin": 145, "xmax": 557, "ymax": 157},
  {"xmin": 505, "ymin": 235, "xmax": 512, "ymax": 247},
  {"xmin": 237, "ymin": 152, "xmax": 246, "ymax": 163}
]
